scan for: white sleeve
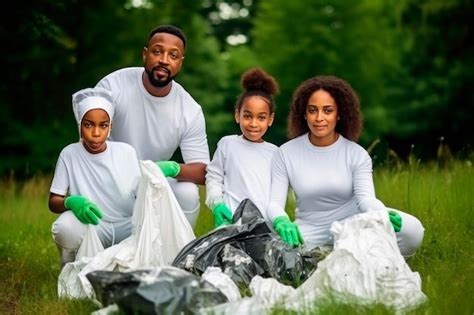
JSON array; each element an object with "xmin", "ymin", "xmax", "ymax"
[
  {"xmin": 353, "ymin": 150, "xmax": 386, "ymax": 212},
  {"xmin": 95, "ymin": 74, "xmax": 117, "ymax": 96},
  {"xmin": 181, "ymin": 109, "xmax": 210, "ymax": 164},
  {"xmin": 49, "ymin": 154, "xmax": 69, "ymax": 196},
  {"xmin": 205, "ymin": 142, "xmax": 226, "ymax": 209},
  {"xmin": 267, "ymin": 149, "xmax": 290, "ymax": 221}
]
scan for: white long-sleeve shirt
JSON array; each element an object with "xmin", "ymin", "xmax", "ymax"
[
  {"xmin": 206, "ymin": 135, "xmax": 278, "ymax": 221},
  {"xmin": 267, "ymin": 133, "xmax": 385, "ymax": 246}
]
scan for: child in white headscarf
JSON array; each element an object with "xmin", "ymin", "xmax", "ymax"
[{"xmin": 48, "ymin": 87, "xmax": 141, "ymax": 267}]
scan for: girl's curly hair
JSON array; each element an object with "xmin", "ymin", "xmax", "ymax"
[
  {"xmin": 235, "ymin": 68, "xmax": 279, "ymax": 113},
  {"xmin": 287, "ymin": 75, "xmax": 362, "ymax": 142}
]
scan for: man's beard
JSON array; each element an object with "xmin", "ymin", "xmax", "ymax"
[{"xmin": 145, "ymin": 67, "xmax": 176, "ymax": 88}]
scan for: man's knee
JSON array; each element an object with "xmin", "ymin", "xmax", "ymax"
[
  {"xmin": 168, "ymin": 180, "xmax": 200, "ymax": 228},
  {"xmin": 169, "ymin": 180, "xmax": 200, "ymax": 211}
]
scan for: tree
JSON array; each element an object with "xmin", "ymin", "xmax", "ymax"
[
  {"xmin": 249, "ymin": 0, "xmax": 401, "ymax": 147},
  {"xmin": 0, "ymin": 0, "xmax": 229, "ymax": 177},
  {"xmin": 386, "ymin": 0, "xmax": 474, "ymax": 157}
]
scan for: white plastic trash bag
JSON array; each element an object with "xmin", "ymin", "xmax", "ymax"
[
  {"xmin": 298, "ymin": 211, "xmax": 427, "ymax": 310},
  {"xmin": 76, "ymin": 225, "xmax": 105, "ymax": 260},
  {"xmin": 201, "ymin": 267, "xmax": 241, "ymax": 302},
  {"xmin": 249, "ymin": 275, "xmax": 295, "ymax": 308},
  {"xmin": 248, "ymin": 211, "xmax": 426, "ymax": 312},
  {"xmin": 58, "ymin": 160, "xmax": 195, "ymax": 299},
  {"xmin": 58, "ymin": 225, "xmax": 104, "ymax": 298}
]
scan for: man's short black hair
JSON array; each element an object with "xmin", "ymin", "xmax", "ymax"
[{"xmin": 148, "ymin": 25, "xmax": 186, "ymax": 48}]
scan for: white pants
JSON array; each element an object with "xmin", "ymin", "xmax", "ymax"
[
  {"xmin": 167, "ymin": 178, "xmax": 200, "ymax": 229},
  {"xmin": 51, "ymin": 211, "xmax": 132, "ymax": 267},
  {"xmin": 388, "ymin": 208, "xmax": 425, "ymax": 257}
]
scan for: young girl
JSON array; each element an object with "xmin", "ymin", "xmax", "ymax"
[
  {"xmin": 49, "ymin": 87, "xmax": 141, "ymax": 267},
  {"xmin": 205, "ymin": 68, "xmax": 279, "ymax": 227},
  {"xmin": 267, "ymin": 75, "xmax": 424, "ymax": 257}
]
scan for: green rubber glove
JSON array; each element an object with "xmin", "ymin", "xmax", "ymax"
[
  {"xmin": 64, "ymin": 195, "xmax": 103, "ymax": 225},
  {"xmin": 156, "ymin": 161, "xmax": 181, "ymax": 177},
  {"xmin": 212, "ymin": 203, "xmax": 233, "ymax": 228},
  {"xmin": 273, "ymin": 216, "xmax": 304, "ymax": 247},
  {"xmin": 389, "ymin": 210, "xmax": 402, "ymax": 232}
]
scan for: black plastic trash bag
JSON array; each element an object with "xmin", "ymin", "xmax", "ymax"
[
  {"xmin": 172, "ymin": 199, "xmax": 320, "ymax": 289},
  {"xmin": 261, "ymin": 238, "xmax": 305, "ymax": 287},
  {"xmin": 301, "ymin": 245, "xmax": 332, "ymax": 278},
  {"xmin": 219, "ymin": 243, "xmax": 265, "ymax": 290},
  {"xmin": 172, "ymin": 199, "xmax": 272, "ymax": 275},
  {"xmin": 86, "ymin": 266, "xmax": 228, "ymax": 314}
]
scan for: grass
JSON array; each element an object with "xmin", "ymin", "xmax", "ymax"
[{"xmin": 0, "ymin": 160, "xmax": 473, "ymax": 314}]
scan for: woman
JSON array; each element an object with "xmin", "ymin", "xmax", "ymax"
[{"xmin": 268, "ymin": 75, "xmax": 424, "ymax": 257}]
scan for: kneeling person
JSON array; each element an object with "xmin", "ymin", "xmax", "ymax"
[{"xmin": 48, "ymin": 87, "xmax": 141, "ymax": 267}]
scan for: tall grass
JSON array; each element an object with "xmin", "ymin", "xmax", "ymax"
[
  {"xmin": 0, "ymin": 160, "xmax": 472, "ymax": 314},
  {"xmin": 0, "ymin": 175, "xmax": 97, "ymax": 314},
  {"xmin": 374, "ymin": 159, "xmax": 474, "ymax": 314}
]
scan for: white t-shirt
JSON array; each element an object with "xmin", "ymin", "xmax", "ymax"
[
  {"xmin": 50, "ymin": 141, "xmax": 141, "ymax": 222},
  {"xmin": 206, "ymin": 135, "xmax": 278, "ymax": 220},
  {"xmin": 267, "ymin": 133, "xmax": 386, "ymax": 246},
  {"xmin": 96, "ymin": 67, "xmax": 210, "ymax": 163}
]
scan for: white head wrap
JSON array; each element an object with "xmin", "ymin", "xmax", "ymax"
[{"xmin": 72, "ymin": 87, "xmax": 114, "ymax": 138}]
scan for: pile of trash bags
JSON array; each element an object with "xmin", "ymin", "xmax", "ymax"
[
  {"xmin": 172, "ymin": 198, "xmax": 326, "ymax": 290},
  {"xmin": 58, "ymin": 161, "xmax": 427, "ymax": 314}
]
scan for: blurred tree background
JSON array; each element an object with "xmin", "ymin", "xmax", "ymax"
[{"xmin": 0, "ymin": 0, "xmax": 472, "ymax": 178}]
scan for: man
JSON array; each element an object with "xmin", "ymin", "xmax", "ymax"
[{"xmin": 96, "ymin": 25, "xmax": 209, "ymax": 228}]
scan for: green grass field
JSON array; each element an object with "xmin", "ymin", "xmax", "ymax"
[{"xmin": 0, "ymin": 160, "xmax": 473, "ymax": 314}]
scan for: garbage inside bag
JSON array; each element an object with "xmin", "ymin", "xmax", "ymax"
[
  {"xmin": 172, "ymin": 199, "xmax": 320, "ymax": 289},
  {"xmin": 86, "ymin": 266, "xmax": 228, "ymax": 314},
  {"xmin": 260, "ymin": 238, "xmax": 304, "ymax": 287},
  {"xmin": 301, "ymin": 245, "xmax": 332, "ymax": 281},
  {"xmin": 220, "ymin": 244, "xmax": 264, "ymax": 290}
]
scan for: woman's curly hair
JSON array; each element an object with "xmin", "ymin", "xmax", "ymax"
[{"xmin": 287, "ymin": 75, "xmax": 362, "ymax": 142}]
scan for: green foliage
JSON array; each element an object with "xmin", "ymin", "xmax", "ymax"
[
  {"xmin": 194, "ymin": 186, "xmax": 213, "ymax": 237},
  {"xmin": 207, "ymin": 45, "xmax": 262, "ymax": 150},
  {"xmin": 176, "ymin": 14, "xmax": 231, "ymax": 153},
  {"xmin": 250, "ymin": 0, "xmax": 402, "ymax": 146},
  {"xmin": 0, "ymin": 0, "xmax": 231, "ymax": 177},
  {"xmin": 1, "ymin": 0, "xmax": 473, "ymax": 176},
  {"xmin": 199, "ymin": 0, "xmax": 257, "ymax": 49},
  {"xmin": 384, "ymin": 0, "xmax": 474, "ymax": 155}
]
